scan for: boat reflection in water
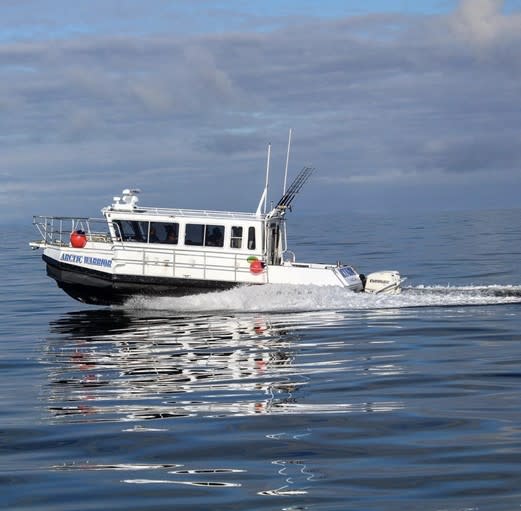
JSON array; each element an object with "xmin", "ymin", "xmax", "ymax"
[
  {"xmin": 44, "ymin": 308, "xmax": 404, "ymax": 423},
  {"xmin": 44, "ymin": 308, "xmax": 406, "ymax": 497}
]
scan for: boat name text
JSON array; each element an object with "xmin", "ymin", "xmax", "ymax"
[{"xmin": 61, "ymin": 253, "xmax": 112, "ymax": 268}]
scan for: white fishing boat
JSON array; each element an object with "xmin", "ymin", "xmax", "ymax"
[{"xmin": 30, "ymin": 141, "xmax": 403, "ymax": 305}]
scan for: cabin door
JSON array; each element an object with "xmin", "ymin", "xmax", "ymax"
[{"xmin": 267, "ymin": 221, "xmax": 281, "ymax": 265}]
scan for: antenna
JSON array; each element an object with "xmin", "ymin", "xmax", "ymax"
[
  {"xmin": 283, "ymin": 128, "xmax": 292, "ymax": 194},
  {"xmin": 264, "ymin": 143, "xmax": 271, "ymax": 214},
  {"xmin": 255, "ymin": 143, "xmax": 272, "ymax": 217}
]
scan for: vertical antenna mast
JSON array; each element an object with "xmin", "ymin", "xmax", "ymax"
[
  {"xmin": 263, "ymin": 143, "xmax": 271, "ymax": 214},
  {"xmin": 283, "ymin": 128, "xmax": 292, "ymax": 194},
  {"xmin": 282, "ymin": 128, "xmax": 292, "ymax": 252},
  {"xmin": 255, "ymin": 142, "xmax": 272, "ymax": 217}
]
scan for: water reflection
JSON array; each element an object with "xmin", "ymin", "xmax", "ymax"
[
  {"xmin": 43, "ymin": 309, "xmax": 404, "ymax": 423},
  {"xmin": 53, "ymin": 462, "xmax": 246, "ymax": 489},
  {"xmin": 258, "ymin": 460, "xmax": 315, "ymax": 496}
]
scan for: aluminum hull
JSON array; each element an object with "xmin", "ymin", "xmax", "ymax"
[{"xmin": 44, "ymin": 254, "xmax": 239, "ymax": 305}]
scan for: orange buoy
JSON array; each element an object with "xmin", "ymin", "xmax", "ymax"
[
  {"xmin": 250, "ymin": 260, "xmax": 264, "ymax": 274},
  {"xmin": 70, "ymin": 230, "xmax": 87, "ymax": 248}
]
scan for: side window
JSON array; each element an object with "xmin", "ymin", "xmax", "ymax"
[
  {"xmin": 248, "ymin": 227, "xmax": 256, "ymax": 250},
  {"xmin": 230, "ymin": 226, "xmax": 243, "ymax": 249},
  {"xmin": 184, "ymin": 223, "xmax": 226, "ymax": 247},
  {"xmin": 149, "ymin": 222, "xmax": 178, "ymax": 244},
  {"xmin": 205, "ymin": 225, "xmax": 224, "ymax": 247},
  {"xmin": 114, "ymin": 220, "xmax": 147, "ymax": 242},
  {"xmin": 185, "ymin": 224, "xmax": 204, "ymax": 246}
]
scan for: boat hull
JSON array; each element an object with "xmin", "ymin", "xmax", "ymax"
[{"xmin": 44, "ymin": 254, "xmax": 239, "ymax": 305}]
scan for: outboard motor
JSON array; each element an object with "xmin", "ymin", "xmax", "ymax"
[{"xmin": 364, "ymin": 271, "xmax": 402, "ymax": 294}]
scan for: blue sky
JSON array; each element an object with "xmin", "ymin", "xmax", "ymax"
[
  {"xmin": 2, "ymin": 0, "xmax": 521, "ymax": 220},
  {"xmin": 1, "ymin": 1, "xmax": 454, "ymax": 40}
]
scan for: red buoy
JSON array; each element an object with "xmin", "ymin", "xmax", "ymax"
[
  {"xmin": 250, "ymin": 260, "xmax": 264, "ymax": 274},
  {"xmin": 70, "ymin": 230, "xmax": 87, "ymax": 248}
]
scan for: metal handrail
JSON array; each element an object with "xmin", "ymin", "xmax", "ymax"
[
  {"xmin": 32, "ymin": 216, "xmax": 112, "ymax": 245},
  {"xmin": 106, "ymin": 205, "xmax": 262, "ymax": 220},
  {"xmin": 108, "ymin": 244, "xmax": 257, "ymax": 281}
]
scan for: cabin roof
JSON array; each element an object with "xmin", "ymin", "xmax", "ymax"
[
  {"xmin": 104, "ymin": 205, "xmax": 265, "ymax": 222},
  {"xmin": 103, "ymin": 188, "xmax": 272, "ymax": 222}
]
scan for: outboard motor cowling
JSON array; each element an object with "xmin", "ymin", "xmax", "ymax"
[{"xmin": 364, "ymin": 271, "xmax": 402, "ymax": 294}]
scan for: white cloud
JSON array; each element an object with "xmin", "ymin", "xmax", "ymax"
[{"xmin": 450, "ymin": 0, "xmax": 521, "ymax": 47}]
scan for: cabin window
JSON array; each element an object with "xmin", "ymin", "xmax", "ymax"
[
  {"xmin": 185, "ymin": 223, "xmax": 225, "ymax": 247},
  {"xmin": 185, "ymin": 224, "xmax": 204, "ymax": 246},
  {"xmin": 230, "ymin": 226, "xmax": 243, "ymax": 249},
  {"xmin": 149, "ymin": 222, "xmax": 178, "ymax": 244},
  {"xmin": 114, "ymin": 220, "xmax": 147, "ymax": 242},
  {"xmin": 248, "ymin": 227, "xmax": 256, "ymax": 250}
]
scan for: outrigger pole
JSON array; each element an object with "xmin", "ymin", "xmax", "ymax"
[
  {"xmin": 264, "ymin": 143, "xmax": 271, "ymax": 214},
  {"xmin": 256, "ymin": 131, "xmax": 307, "ymax": 218},
  {"xmin": 255, "ymin": 142, "xmax": 271, "ymax": 217},
  {"xmin": 283, "ymin": 128, "xmax": 292, "ymax": 194},
  {"xmin": 281, "ymin": 128, "xmax": 292, "ymax": 252}
]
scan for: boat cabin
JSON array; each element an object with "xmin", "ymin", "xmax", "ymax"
[
  {"xmin": 92, "ymin": 188, "xmax": 286, "ymax": 287},
  {"xmin": 104, "ymin": 188, "xmax": 283, "ymax": 258}
]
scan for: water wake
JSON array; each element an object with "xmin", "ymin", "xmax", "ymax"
[{"xmin": 122, "ymin": 283, "xmax": 521, "ymax": 313}]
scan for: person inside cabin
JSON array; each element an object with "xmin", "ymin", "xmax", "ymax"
[{"xmin": 165, "ymin": 226, "xmax": 178, "ymax": 244}]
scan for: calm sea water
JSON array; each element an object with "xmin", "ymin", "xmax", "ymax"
[{"xmin": 2, "ymin": 209, "xmax": 521, "ymax": 511}]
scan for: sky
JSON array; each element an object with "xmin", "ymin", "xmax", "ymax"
[{"xmin": 2, "ymin": 0, "xmax": 521, "ymax": 221}]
